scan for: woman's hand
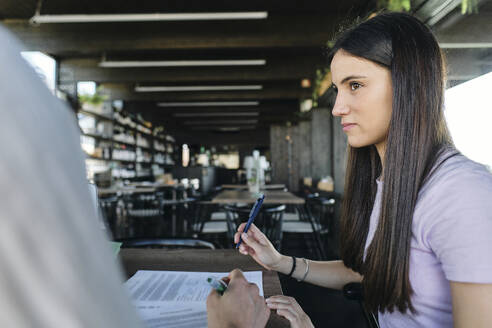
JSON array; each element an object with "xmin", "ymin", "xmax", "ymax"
[
  {"xmin": 234, "ymin": 223, "xmax": 283, "ymax": 271},
  {"xmin": 266, "ymin": 296, "xmax": 314, "ymax": 328}
]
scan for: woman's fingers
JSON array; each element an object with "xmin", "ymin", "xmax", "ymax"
[
  {"xmin": 236, "ymin": 222, "xmax": 247, "ymax": 233},
  {"xmin": 266, "ymin": 296, "xmax": 291, "ymax": 304},
  {"xmin": 240, "ymin": 232, "xmax": 264, "ymax": 253},
  {"xmin": 265, "ymin": 296, "xmax": 314, "ymax": 328},
  {"xmin": 238, "ymin": 244, "xmax": 256, "ymax": 256},
  {"xmin": 266, "ymin": 301, "xmax": 300, "ymax": 325},
  {"xmin": 247, "ymin": 223, "xmax": 262, "ymax": 234},
  {"xmin": 239, "ymin": 245, "xmax": 249, "ymax": 255},
  {"xmin": 275, "ymin": 309, "xmax": 297, "ymax": 324},
  {"xmin": 267, "ymin": 302, "xmax": 296, "ymax": 311},
  {"xmin": 235, "ymin": 223, "xmax": 254, "ymax": 243},
  {"xmin": 247, "ymin": 228, "xmax": 268, "ymax": 246},
  {"xmin": 236, "ymin": 224, "xmax": 268, "ymax": 245}
]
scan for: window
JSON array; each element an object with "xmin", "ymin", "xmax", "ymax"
[{"xmin": 445, "ymin": 71, "xmax": 492, "ymax": 171}]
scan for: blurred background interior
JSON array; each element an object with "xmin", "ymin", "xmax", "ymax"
[{"xmin": 1, "ymin": 0, "xmax": 491, "ymax": 326}]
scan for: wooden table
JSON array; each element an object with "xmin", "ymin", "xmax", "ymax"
[
  {"xmin": 212, "ymin": 189, "xmax": 305, "ymax": 205},
  {"xmin": 119, "ymin": 249, "xmax": 289, "ymax": 328},
  {"xmin": 221, "ymin": 184, "xmax": 286, "ymax": 190},
  {"xmin": 98, "ymin": 183, "xmax": 180, "ymax": 197},
  {"xmin": 98, "ymin": 186, "xmax": 157, "ymax": 197}
]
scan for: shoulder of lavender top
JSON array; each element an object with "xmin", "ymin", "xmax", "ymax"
[{"xmin": 417, "ymin": 154, "xmax": 492, "ymax": 202}]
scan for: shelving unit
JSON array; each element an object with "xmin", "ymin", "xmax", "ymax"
[{"xmin": 78, "ymin": 102, "xmax": 178, "ymax": 183}]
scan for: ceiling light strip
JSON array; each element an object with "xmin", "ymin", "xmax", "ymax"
[
  {"xmin": 30, "ymin": 12, "xmax": 268, "ymax": 24},
  {"xmin": 135, "ymin": 85, "xmax": 262, "ymax": 92},
  {"xmin": 173, "ymin": 112, "xmax": 259, "ymax": 117},
  {"xmin": 183, "ymin": 119, "xmax": 258, "ymax": 125},
  {"xmin": 157, "ymin": 101, "xmax": 259, "ymax": 107},
  {"xmin": 99, "ymin": 59, "xmax": 266, "ymax": 67},
  {"xmin": 190, "ymin": 125, "xmax": 256, "ymax": 131}
]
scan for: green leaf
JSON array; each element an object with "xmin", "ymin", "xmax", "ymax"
[
  {"xmin": 461, "ymin": 0, "xmax": 478, "ymax": 14},
  {"xmin": 379, "ymin": 0, "xmax": 411, "ymax": 12}
]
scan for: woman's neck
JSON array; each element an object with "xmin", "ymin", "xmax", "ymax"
[{"xmin": 375, "ymin": 140, "xmax": 387, "ymax": 179}]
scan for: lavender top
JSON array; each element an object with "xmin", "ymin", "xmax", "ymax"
[{"xmin": 364, "ymin": 151, "xmax": 492, "ymax": 327}]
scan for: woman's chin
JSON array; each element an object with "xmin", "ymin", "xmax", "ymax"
[{"xmin": 347, "ymin": 138, "xmax": 369, "ymax": 148}]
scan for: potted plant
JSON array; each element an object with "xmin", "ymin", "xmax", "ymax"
[{"xmin": 78, "ymin": 86, "xmax": 109, "ymax": 114}]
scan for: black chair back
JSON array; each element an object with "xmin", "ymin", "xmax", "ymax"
[
  {"xmin": 99, "ymin": 195, "xmax": 119, "ymax": 235},
  {"xmin": 226, "ymin": 204, "xmax": 286, "ymax": 249},
  {"xmin": 121, "ymin": 192, "xmax": 164, "ymax": 238},
  {"xmin": 343, "ymin": 283, "xmax": 380, "ymax": 328},
  {"xmin": 118, "ymin": 238, "xmax": 216, "ymax": 250},
  {"xmin": 261, "ymin": 205, "xmax": 285, "ymax": 250}
]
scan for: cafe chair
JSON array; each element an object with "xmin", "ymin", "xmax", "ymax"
[
  {"xmin": 121, "ymin": 192, "xmax": 164, "ymax": 238},
  {"xmin": 261, "ymin": 205, "xmax": 286, "ymax": 250},
  {"xmin": 117, "ymin": 237, "xmax": 216, "ymax": 250},
  {"xmin": 280, "ymin": 194, "xmax": 335, "ymax": 260},
  {"xmin": 343, "ymin": 283, "xmax": 380, "ymax": 328},
  {"xmin": 225, "ymin": 204, "xmax": 286, "ymax": 250},
  {"xmin": 98, "ymin": 195, "xmax": 120, "ymax": 236},
  {"xmin": 282, "ymin": 211, "xmax": 302, "ymax": 222},
  {"xmin": 188, "ymin": 201, "xmax": 233, "ymax": 248},
  {"xmin": 156, "ymin": 185, "xmax": 197, "ymax": 237}
]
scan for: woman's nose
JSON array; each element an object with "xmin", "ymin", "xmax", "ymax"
[{"xmin": 332, "ymin": 95, "xmax": 350, "ymax": 117}]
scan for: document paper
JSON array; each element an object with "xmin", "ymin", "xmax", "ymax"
[{"xmin": 125, "ymin": 270, "xmax": 263, "ymax": 328}]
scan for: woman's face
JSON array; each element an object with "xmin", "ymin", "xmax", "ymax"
[{"xmin": 330, "ymin": 50, "xmax": 393, "ymax": 151}]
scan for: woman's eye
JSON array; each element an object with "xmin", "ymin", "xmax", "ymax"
[{"xmin": 350, "ymin": 82, "xmax": 361, "ymax": 91}]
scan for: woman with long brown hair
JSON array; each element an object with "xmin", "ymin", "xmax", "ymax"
[{"xmin": 234, "ymin": 12, "xmax": 492, "ymax": 328}]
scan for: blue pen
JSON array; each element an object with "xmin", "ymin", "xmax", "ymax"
[{"xmin": 236, "ymin": 193, "xmax": 265, "ymax": 249}]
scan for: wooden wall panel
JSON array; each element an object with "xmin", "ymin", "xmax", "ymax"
[
  {"xmin": 270, "ymin": 125, "xmax": 288, "ymax": 187},
  {"xmin": 311, "ymin": 108, "xmax": 332, "ymax": 181},
  {"xmin": 298, "ymin": 121, "xmax": 312, "ymax": 181},
  {"xmin": 332, "ymin": 116, "xmax": 348, "ymax": 194},
  {"xmin": 269, "ymin": 108, "xmax": 350, "ymax": 194},
  {"xmin": 289, "ymin": 123, "xmax": 300, "ymax": 192}
]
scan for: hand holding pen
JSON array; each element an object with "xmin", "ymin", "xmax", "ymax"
[
  {"xmin": 234, "ymin": 222, "xmax": 284, "ymax": 272},
  {"xmin": 236, "ymin": 193, "xmax": 265, "ymax": 249},
  {"xmin": 207, "ymin": 276, "xmax": 229, "ymax": 295},
  {"xmin": 206, "ymin": 269, "xmax": 270, "ymax": 328}
]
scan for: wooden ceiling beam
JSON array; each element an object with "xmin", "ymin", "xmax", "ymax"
[
  {"xmin": 4, "ymin": 14, "xmax": 340, "ymax": 54},
  {"xmin": 123, "ymin": 100, "xmax": 299, "ymax": 113},
  {"xmin": 436, "ymin": 13, "xmax": 492, "ymax": 48},
  {"xmin": 58, "ymin": 56, "xmax": 323, "ymax": 83},
  {"xmin": 100, "ymin": 83, "xmax": 311, "ymax": 101}
]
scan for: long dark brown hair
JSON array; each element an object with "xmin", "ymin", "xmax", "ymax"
[{"xmin": 330, "ymin": 12, "xmax": 453, "ymax": 313}]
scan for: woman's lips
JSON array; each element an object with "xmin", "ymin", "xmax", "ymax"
[{"xmin": 342, "ymin": 123, "xmax": 357, "ymax": 131}]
